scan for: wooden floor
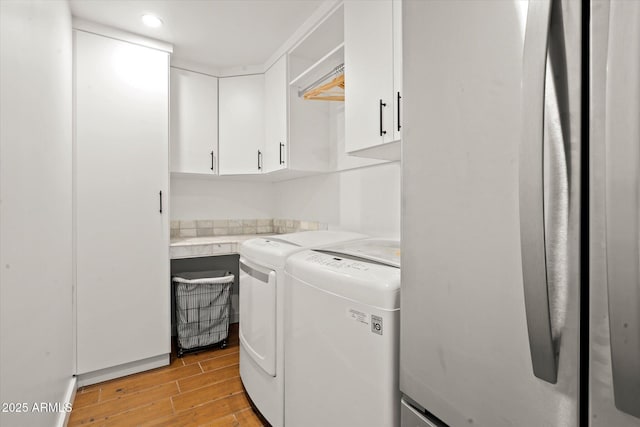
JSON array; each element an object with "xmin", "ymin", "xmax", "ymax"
[{"xmin": 69, "ymin": 324, "xmax": 270, "ymax": 427}]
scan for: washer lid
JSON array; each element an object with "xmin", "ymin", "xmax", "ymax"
[
  {"xmin": 319, "ymin": 239, "xmax": 400, "ymax": 268},
  {"xmin": 240, "ymin": 231, "xmax": 368, "ymax": 269},
  {"xmin": 285, "ymin": 249, "xmax": 400, "ymax": 310}
]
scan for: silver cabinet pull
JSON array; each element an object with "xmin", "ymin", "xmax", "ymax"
[
  {"xmin": 519, "ymin": 0, "xmax": 557, "ymax": 384},
  {"xmin": 604, "ymin": 0, "xmax": 640, "ymax": 417}
]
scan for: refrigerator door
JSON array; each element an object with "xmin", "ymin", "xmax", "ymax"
[
  {"xmin": 401, "ymin": 399, "xmax": 442, "ymax": 427},
  {"xmin": 590, "ymin": 1, "xmax": 640, "ymax": 425},
  {"xmin": 400, "ymin": 1, "xmax": 581, "ymax": 426}
]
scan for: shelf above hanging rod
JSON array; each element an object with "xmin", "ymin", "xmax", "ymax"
[{"xmin": 289, "ymin": 43, "xmax": 344, "ymax": 88}]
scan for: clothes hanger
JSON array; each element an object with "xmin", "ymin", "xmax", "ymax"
[
  {"xmin": 303, "ymin": 74, "xmax": 344, "ymax": 101},
  {"xmin": 300, "ymin": 64, "xmax": 345, "ymax": 102}
]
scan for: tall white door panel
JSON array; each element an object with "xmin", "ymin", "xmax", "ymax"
[{"xmin": 75, "ymin": 30, "xmax": 170, "ymax": 374}]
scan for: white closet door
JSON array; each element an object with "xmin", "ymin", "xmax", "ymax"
[
  {"xmin": 219, "ymin": 74, "xmax": 265, "ymax": 175},
  {"xmin": 75, "ymin": 30, "xmax": 170, "ymax": 374},
  {"xmin": 170, "ymin": 68, "xmax": 218, "ymax": 174}
]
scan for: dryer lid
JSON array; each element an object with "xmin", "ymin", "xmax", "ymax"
[{"xmin": 319, "ymin": 239, "xmax": 400, "ymax": 268}]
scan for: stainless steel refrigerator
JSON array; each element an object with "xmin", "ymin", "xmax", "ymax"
[{"xmin": 400, "ymin": 0, "xmax": 639, "ymax": 426}]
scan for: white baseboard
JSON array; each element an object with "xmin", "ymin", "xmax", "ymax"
[
  {"xmin": 76, "ymin": 354, "xmax": 170, "ymax": 387},
  {"xmin": 56, "ymin": 376, "xmax": 77, "ymax": 427}
]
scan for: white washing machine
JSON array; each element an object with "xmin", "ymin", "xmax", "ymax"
[
  {"xmin": 238, "ymin": 231, "xmax": 367, "ymax": 427},
  {"xmin": 284, "ymin": 239, "xmax": 401, "ymax": 427}
]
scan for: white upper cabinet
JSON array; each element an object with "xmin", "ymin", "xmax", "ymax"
[
  {"xmin": 170, "ymin": 68, "xmax": 218, "ymax": 174},
  {"xmin": 392, "ymin": 0, "xmax": 402, "ymax": 140},
  {"xmin": 344, "ymin": 0, "xmax": 402, "ymax": 160},
  {"xmin": 219, "ymin": 74, "xmax": 265, "ymax": 175},
  {"xmin": 263, "ymin": 55, "xmax": 288, "ymax": 173}
]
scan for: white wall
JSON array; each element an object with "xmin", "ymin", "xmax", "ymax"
[
  {"xmin": 274, "ymin": 161, "xmax": 401, "ymax": 238},
  {"xmin": 0, "ymin": 1, "xmax": 74, "ymax": 426},
  {"xmin": 171, "ymin": 161, "xmax": 401, "ymax": 238},
  {"xmin": 170, "ymin": 175, "xmax": 275, "ymax": 220},
  {"xmin": 274, "ymin": 100, "xmax": 401, "ymax": 238}
]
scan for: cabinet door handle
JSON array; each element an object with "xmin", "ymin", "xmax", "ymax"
[
  {"xmin": 258, "ymin": 150, "xmax": 262, "ymax": 171},
  {"xmin": 379, "ymin": 99, "xmax": 387, "ymax": 136},
  {"xmin": 210, "ymin": 151, "xmax": 214, "ymax": 171},
  {"xmin": 279, "ymin": 143, "xmax": 285, "ymax": 165},
  {"xmin": 159, "ymin": 190, "xmax": 163, "ymax": 214},
  {"xmin": 397, "ymin": 92, "xmax": 402, "ymax": 131}
]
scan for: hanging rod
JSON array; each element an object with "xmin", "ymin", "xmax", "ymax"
[{"xmin": 298, "ymin": 63, "xmax": 344, "ymax": 98}]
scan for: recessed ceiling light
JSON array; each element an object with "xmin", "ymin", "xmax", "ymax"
[{"xmin": 142, "ymin": 14, "xmax": 163, "ymax": 28}]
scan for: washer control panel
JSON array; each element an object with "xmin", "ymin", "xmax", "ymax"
[{"xmin": 304, "ymin": 252, "xmax": 371, "ymax": 271}]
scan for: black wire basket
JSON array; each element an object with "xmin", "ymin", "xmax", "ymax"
[{"xmin": 172, "ymin": 270, "xmax": 234, "ymax": 357}]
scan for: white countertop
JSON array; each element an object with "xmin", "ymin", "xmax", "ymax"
[{"xmin": 170, "ymin": 234, "xmax": 272, "ymax": 259}]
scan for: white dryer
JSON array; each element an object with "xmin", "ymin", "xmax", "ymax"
[
  {"xmin": 238, "ymin": 231, "xmax": 367, "ymax": 427},
  {"xmin": 283, "ymin": 239, "xmax": 401, "ymax": 427}
]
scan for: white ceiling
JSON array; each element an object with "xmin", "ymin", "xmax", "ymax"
[{"xmin": 69, "ymin": 0, "xmax": 325, "ymax": 71}]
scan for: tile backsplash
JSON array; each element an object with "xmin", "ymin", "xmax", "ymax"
[{"xmin": 171, "ymin": 218, "xmax": 328, "ymax": 238}]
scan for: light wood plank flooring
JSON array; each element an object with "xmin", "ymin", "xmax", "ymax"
[{"xmin": 69, "ymin": 324, "xmax": 270, "ymax": 427}]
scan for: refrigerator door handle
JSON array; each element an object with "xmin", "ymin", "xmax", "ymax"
[
  {"xmin": 519, "ymin": 0, "xmax": 557, "ymax": 384},
  {"xmin": 604, "ymin": 1, "xmax": 640, "ymax": 418}
]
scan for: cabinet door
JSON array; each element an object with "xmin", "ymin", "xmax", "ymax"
[
  {"xmin": 170, "ymin": 68, "xmax": 218, "ymax": 174},
  {"xmin": 344, "ymin": 0, "xmax": 394, "ymax": 153},
  {"xmin": 392, "ymin": 0, "xmax": 403, "ymax": 141},
  {"xmin": 75, "ymin": 31, "xmax": 170, "ymax": 374},
  {"xmin": 263, "ymin": 55, "xmax": 288, "ymax": 173},
  {"xmin": 219, "ymin": 74, "xmax": 265, "ymax": 175}
]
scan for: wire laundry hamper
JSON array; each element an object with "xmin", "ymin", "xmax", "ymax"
[{"xmin": 172, "ymin": 270, "xmax": 234, "ymax": 357}]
